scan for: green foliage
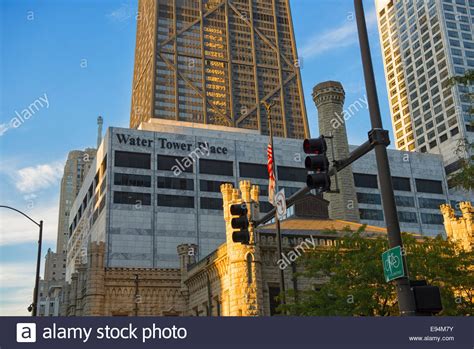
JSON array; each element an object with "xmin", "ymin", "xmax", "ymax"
[
  {"xmin": 449, "ymin": 69, "xmax": 474, "ymax": 88},
  {"xmin": 448, "ymin": 157, "xmax": 474, "ymax": 192},
  {"xmin": 281, "ymin": 227, "xmax": 474, "ymax": 316},
  {"xmin": 448, "ymin": 70, "xmax": 474, "ymax": 192}
]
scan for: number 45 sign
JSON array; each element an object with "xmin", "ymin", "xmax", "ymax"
[{"xmin": 381, "ymin": 246, "xmax": 405, "ymax": 282}]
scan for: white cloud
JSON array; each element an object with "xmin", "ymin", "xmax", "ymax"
[
  {"xmin": 15, "ymin": 162, "xmax": 64, "ymax": 193},
  {"xmin": 0, "ymin": 263, "xmax": 36, "ymax": 289},
  {"xmin": 0, "ymin": 123, "xmax": 10, "ymax": 136},
  {"xmin": 0, "ymin": 288, "xmax": 34, "ymax": 316},
  {"xmin": 0, "ymin": 263, "xmax": 36, "ymax": 316},
  {"xmin": 107, "ymin": 3, "xmax": 133, "ymax": 22},
  {"xmin": 300, "ymin": 10, "xmax": 377, "ymax": 60},
  {"xmin": 0, "ymin": 203, "xmax": 59, "ymax": 246}
]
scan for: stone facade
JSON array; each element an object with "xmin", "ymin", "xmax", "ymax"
[
  {"xmin": 312, "ymin": 81, "xmax": 360, "ymax": 222},
  {"xmin": 440, "ymin": 202, "xmax": 474, "ymax": 252},
  {"xmin": 61, "ymin": 181, "xmax": 386, "ymax": 316}
]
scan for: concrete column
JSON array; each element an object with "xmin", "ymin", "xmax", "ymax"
[{"xmin": 313, "ymin": 81, "xmax": 360, "ymax": 222}]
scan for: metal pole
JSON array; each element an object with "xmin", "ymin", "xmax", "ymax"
[
  {"xmin": 0, "ymin": 206, "xmax": 43, "ymax": 316},
  {"xmin": 263, "ymin": 101, "xmax": 286, "ymax": 306},
  {"xmin": 32, "ymin": 220, "xmax": 43, "ymax": 317},
  {"xmin": 354, "ymin": 0, "xmax": 416, "ymax": 316}
]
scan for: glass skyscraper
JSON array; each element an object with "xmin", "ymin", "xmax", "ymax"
[
  {"xmin": 376, "ymin": 0, "xmax": 473, "ymax": 179},
  {"xmin": 130, "ymin": 0, "xmax": 309, "ymax": 139}
]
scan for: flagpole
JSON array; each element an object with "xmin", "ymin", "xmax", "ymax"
[{"xmin": 262, "ymin": 101, "xmax": 286, "ymax": 307}]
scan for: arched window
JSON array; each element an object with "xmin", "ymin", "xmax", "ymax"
[{"xmin": 246, "ymin": 253, "xmax": 253, "ymax": 285}]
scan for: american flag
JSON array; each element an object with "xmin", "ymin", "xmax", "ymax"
[{"xmin": 267, "ymin": 143, "xmax": 276, "ymax": 206}]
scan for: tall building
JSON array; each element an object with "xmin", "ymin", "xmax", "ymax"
[
  {"xmin": 56, "ymin": 149, "xmax": 97, "ymax": 255},
  {"xmin": 130, "ymin": 0, "xmax": 309, "ymax": 139},
  {"xmin": 375, "ymin": 0, "xmax": 473, "ymax": 177},
  {"xmin": 37, "ymin": 148, "xmax": 96, "ymax": 316}
]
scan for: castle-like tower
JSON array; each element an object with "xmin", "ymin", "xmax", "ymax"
[
  {"xmin": 220, "ymin": 181, "xmax": 264, "ymax": 316},
  {"xmin": 313, "ymin": 81, "xmax": 360, "ymax": 222},
  {"xmin": 440, "ymin": 202, "xmax": 473, "ymax": 252}
]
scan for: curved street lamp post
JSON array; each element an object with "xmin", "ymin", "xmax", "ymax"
[{"xmin": 0, "ymin": 205, "xmax": 43, "ymax": 316}]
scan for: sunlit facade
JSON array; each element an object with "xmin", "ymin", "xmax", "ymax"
[
  {"xmin": 376, "ymin": 0, "xmax": 474, "ymax": 177},
  {"xmin": 130, "ymin": 0, "xmax": 309, "ymax": 139}
]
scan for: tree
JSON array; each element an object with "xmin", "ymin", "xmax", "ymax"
[
  {"xmin": 281, "ymin": 227, "xmax": 474, "ymax": 316},
  {"xmin": 448, "ymin": 70, "xmax": 474, "ymax": 193}
]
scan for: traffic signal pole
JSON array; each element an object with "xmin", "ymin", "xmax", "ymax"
[
  {"xmin": 354, "ymin": 0, "xmax": 416, "ymax": 316},
  {"xmin": 263, "ymin": 101, "xmax": 286, "ymax": 306}
]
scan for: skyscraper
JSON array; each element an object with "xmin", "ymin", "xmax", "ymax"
[
  {"xmin": 38, "ymin": 148, "xmax": 96, "ymax": 316},
  {"xmin": 56, "ymin": 149, "xmax": 97, "ymax": 255},
  {"xmin": 375, "ymin": 0, "xmax": 473, "ymax": 177},
  {"xmin": 130, "ymin": 0, "xmax": 309, "ymax": 139}
]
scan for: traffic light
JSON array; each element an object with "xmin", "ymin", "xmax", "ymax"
[
  {"xmin": 303, "ymin": 137, "xmax": 331, "ymax": 192},
  {"xmin": 230, "ymin": 203, "xmax": 250, "ymax": 244},
  {"xmin": 410, "ymin": 280, "xmax": 443, "ymax": 315}
]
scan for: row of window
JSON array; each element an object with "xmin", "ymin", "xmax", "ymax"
[
  {"xmin": 359, "ymin": 208, "xmax": 444, "ymax": 225},
  {"xmin": 70, "ymin": 156, "xmax": 107, "ymax": 234},
  {"xmin": 114, "ymin": 173, "xmax": 299, "ymax": 197},
  {"xmin": 357, "ymin": 192, "xmax": 447, "ymax": 209},
  {"xmin": 353, "ymin": 173, "xmax": 444, "ymax": 194},
  {"xmin": 112, "ymin": 191, "xmax": 274, "ymax": 212},
  {"xmin": 114, "ymin": 151, "xmax": 307, "ymax": 181}
]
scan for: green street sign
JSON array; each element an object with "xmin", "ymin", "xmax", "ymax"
[{"xmin": 382, "ymin": 246, "xmax": 405, "ymax": 282}]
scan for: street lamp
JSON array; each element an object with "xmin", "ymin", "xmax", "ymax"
[{"xmin": 0, "ymin": 205, "xmax": 43, "ymax": 316}]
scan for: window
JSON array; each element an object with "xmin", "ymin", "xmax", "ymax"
[
  {"xmin": 281, "ymin": 186, "xmax": 299, "ymax": 197},
  {"xmin": 360, "ymin": 209, "xmax": 384, "ymax": 221},
  {"xmin": 398, "ymin": 211, "xmax": 418, "ymax": 223},
  {"xmin": 114, "ymin": 173, "xmax": 151, "ymax": 187},
  {"xmin": 268, "ymin": 286, "xmax": 280, "ymax": 316},
  {"xmin": 157, "ymin": 194, "xmax": 194, "ymax": 208},
  {"xmin": 421, "ymin": 213, "xmax": 443, "ymax": 225},
  {"xmin": 158, "ymin": 155, "xmax": 193, "ymax": 173},
  {"xmin": 200, "ymin": 180, "xmax": 233, "ymax": 193},
  {"xmin": 357, "ymin": 192, "xmax": 381, "ymax": 205},
  {"xmin": 240, "ymin": 162, "xmax": 268, "ymax": 179},
  {"xmin": 419, "ymin": 198, "xmax": 446, "ymax": 209},
  {"xmin": 260, "ymin": 201, "xmax": 274, "ymax": 213},
  {"xmin": 199, "ymin": 159, "xmax": 233, "ymax": 176},
  {"xmin": 395, "ymin": 196, "xmax": 414, "ymax": 207},
  {"xmin": 115, "ymin": 151, "xmax": 151, "ymax": 169},
  {"xmin": 353, "ymin": 173, "xmax": 378, "ymax": 188},
  {"xmin": 277, "ymin": 166, "xmax": 307, "ymax": 182},
  {"xmin": 113, "ymin": 191, "xmax": 151, "ymax": 205},
  {"xmin": 445, "ymin": 159, "xmax": 463, "ymax": 175},
  {"xmin": 157, "ymin": 176, "xmax": 194, "ymax": 190},
  {"xmin": 415, "ymin": 179, "xmax": 443, "ymax": 194},
  {"xmin": 200, "ymin": 197, "xmax": 223, "ymax": 210},
  {"xmin": 392, "ymin": 176, "xmax": 411, "ymax": 191},
  {"xmin": 244, "ymin": 253, "xmax": 254, "ymax": 286}
]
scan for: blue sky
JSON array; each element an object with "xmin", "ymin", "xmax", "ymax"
[{"xmin": 0, "ymin": 0, "xmax": 390, "ymax": 315}]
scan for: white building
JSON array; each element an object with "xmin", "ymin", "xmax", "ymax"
[
  {"xmin": 350, "ymin": 145, "xmax": 468, "ymax": 236},
  {"xmin": 64, "ymin": 119, "xmax": 470, "ymax": 279},
  {"xmin": 375, "ymin": 0, "xmax": 473, "ymax": 178}
]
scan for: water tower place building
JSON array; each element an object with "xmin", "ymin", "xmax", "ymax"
[
  {"xmin": 65, "ymin": 119, "xmax": 466, "ymax": 279},
  {"xmin": 66, "ymin": 119, "xmax": 307, "ymax": 279}
]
